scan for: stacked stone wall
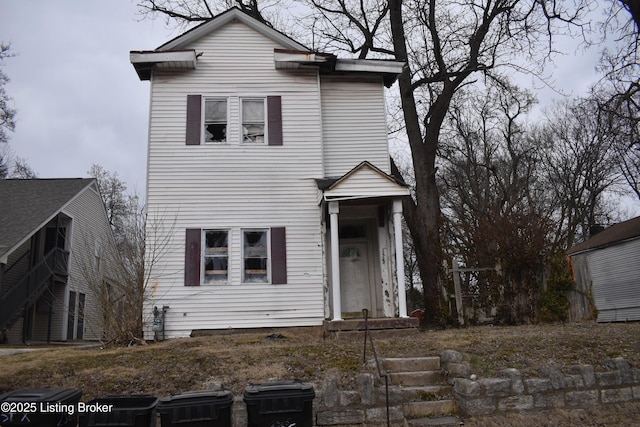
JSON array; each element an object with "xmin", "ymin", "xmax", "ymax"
[{"xmin": 451, "ymin": 356, "xmax": 640, "ymax": 417}]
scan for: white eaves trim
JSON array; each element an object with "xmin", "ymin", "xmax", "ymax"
[
  {"xmin": 335, "ymin": 59, "xmax": 405, "ymax": 75},
  {"xmin": 274, "ymin": 50, "xmax": 334, "ymax": 69},
  {"xmin": 130, "ymin": 50, "xmax": 197, "ymax": 80},
  {"xmin": 130, "ymin": 50, "xmax": 198, "ymax": 65}
]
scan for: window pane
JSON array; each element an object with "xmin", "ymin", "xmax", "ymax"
[
  {"xmin": 205, "ymin": 99, "xmax": 227, "ymax": 142},
  {"xmin": 243, "ymin": 230, "xmax": 268, "ymax": 283},
  {"xmin": 242, "ymin": 100, "xmax": 264, "ymax": 122},
  {"xmin": 206, "ymin": 230, "xmax": 228, "ymax": 249},
  {"xmin": 205, "ymin": 100, "xmax": 226, "ymax": 121},
  {"xmin": 204, "ymin": 230, "xmax": 228, "ymax": 283},
  {"xmin": 242, "ymin": 99, "xmax": 265, "ymax": 143}
]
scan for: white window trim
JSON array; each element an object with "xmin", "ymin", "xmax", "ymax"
[
  {"xmin": 240, "ymin": 97, "xmax": 268, "ymax": 145},
  {"xmin": 241, "ymin": 228, "xmax": 271, "ymax": 284},
  {"xmin": 93, "ymin": 239, "xmax": 102, "ymax": 271},
  {"xmin": 202, "ymin": 229, "xmax": 230, "ymax": 284},
  {"xmin": 203, "ymin": 97, "xmax": 229, "ymax": 144}
]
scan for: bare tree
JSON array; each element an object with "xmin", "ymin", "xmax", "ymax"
[
  {"xmin": 88, "ymin": 165, "xmax": 178, "ymax": 345},
  {"xmin": 0, "ymin": 144, "xmax": 37, "ymax": 179},
  {"xmin": 595, "ymin": 2, "xmax": 639, "ymax": 199},
  {"xmin": 538, "ymin": 97, "xmax": 622, "ymax": 249},
  {"xmin": 0, "ymin": 43, "xmax": 16, "ymax": 146},
  {"xmin": 440, "ymin": 83, "xmax": 553, "ymax": 324}
]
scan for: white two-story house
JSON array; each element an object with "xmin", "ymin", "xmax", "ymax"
[{"xmin": 131, "ymin": 7, "xmax": 413, "ymax": 339}]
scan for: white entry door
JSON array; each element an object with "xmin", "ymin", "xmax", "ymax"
[{"xmin": 339, "ymin": 240, "xmax": 373, "ymax": 317}]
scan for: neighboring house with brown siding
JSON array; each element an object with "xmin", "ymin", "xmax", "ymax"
[
  {"xmin": 0, "ymin": 178, "xmax": 119, "ymax": 343},
  {"xmin": 131, "ymin": 7, "xmax": 413, "ymax": 339},
  {"xmin": 567, "ymin": 216, "xmax": 640, "ymax": 322}
]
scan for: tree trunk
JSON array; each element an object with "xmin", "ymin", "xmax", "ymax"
[{"xmin": 389, "ymin": 0, "xmax": 444, "ymax": 323}]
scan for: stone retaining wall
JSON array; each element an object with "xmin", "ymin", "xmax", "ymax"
[
  {"xmin": 314, "ymin": 373, "xmax": 405, "ymax": 426},
  {"xmin": 451, "ymin": 356, "xmax": 640, "ymax": 417}
]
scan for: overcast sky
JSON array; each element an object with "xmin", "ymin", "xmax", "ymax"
[
  {"xmin": 1, "ymin": 1, "xmax": 637, "ymax": 214},
  {"xmin": 1, "ymin": 0, "xmax": 173, "ymax": 196}
]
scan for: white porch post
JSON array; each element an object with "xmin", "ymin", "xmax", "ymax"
[
  {"xmin": 393, "ymin": 199, "xmax": 408, "ymax": 318},
  {"xmin": 329, "ymin": 201, "xmax": 342, "ymax": 321}
]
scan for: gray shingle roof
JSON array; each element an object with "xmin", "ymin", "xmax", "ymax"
[
  {"xmin": 567, "ymin": 216, "xmax": 640, "ymax": 255},
  {"xmin": 0, "ymin": 178, "xmax": 95, "ymax": 259}
]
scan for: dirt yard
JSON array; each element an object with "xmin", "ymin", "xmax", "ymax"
[{"xmin": 1, "ymin": 321, "xmax": 639, "ymax": 425}]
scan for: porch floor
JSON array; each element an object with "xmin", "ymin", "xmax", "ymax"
[{"xmin": 323, "ymin": 317, "xmax": 419, "ymax": 332}]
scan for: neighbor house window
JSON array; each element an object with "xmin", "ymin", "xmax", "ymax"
[
  {"xmin": 203, "ymin": 98, "xmax": 227, "ymax": 142},
  {"xmin": 241, "ymin": 98, "xmax": 266, "ymax": 143},
  {"xmin": 242, "ymin": 229, "xmax": 269, "ymax": 283},
  {"xmin": 204, "ymin": 230, "xmax": 229, "ymax": 283}
]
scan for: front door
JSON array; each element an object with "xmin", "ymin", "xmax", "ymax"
[{"xmin": 339, "ymin": 239, "xmax": 374, "ymax": 317}]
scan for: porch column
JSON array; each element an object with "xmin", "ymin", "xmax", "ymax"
[
  {"xmin": 329, "ymin": 201, "xmax": 342, "ymax": 321},
  {"xmin": 393, "ymin": 199, "xmax": 408, "ymax": 318}
]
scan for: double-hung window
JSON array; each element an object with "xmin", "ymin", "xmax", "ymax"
[
  {"xmin": 186, "ymin": 95, "xmax": 281, "ymax": 146},
  {"xmin": 242, "ymin": 229, "xmax": 269, "ymax": 283},
  {"xmin": 203, "ymin": 230, "xmax": 229, "ymax": 283},
  {"xmin": 185, "ymin": 227, "xmax": 287, "ymax": 286},
  {"xmin": 204, "ymin": 98, "xmax": 227, "ymax": 143},
  {"xmin": 241, "ymin": 98, "xmax": 266, "ymax": 144}
]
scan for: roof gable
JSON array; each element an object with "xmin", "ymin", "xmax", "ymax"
[
  {"xmin": 319, "ymin": 161, "xmax": 409, "ymax": 201},
  {"xmin": 158, "ymin": 7, "xmax": 307, "ymax": 52},
  {"xmin": 567, "ymin": 216, "xmax": 640, "ymax": 255},
  {"xmin": 130, "ymin": 7, "xmax": 404, "ymax": 85},
  {"xmin": 0, "ymin": 179, "xmax": 96, "ymax": 261}
]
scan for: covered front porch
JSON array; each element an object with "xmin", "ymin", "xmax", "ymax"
[{"xmin": 317, "ymin": 162, "xmax": 412, "ymax": 326}]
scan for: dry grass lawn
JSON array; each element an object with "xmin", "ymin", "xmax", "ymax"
[{"xmin": 1, "ymin": 321, "xmax": 639, "ymax": 425}]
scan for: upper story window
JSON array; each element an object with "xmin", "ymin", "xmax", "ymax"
[
  {"xmin": 241, "ymin": 98, "xmax": 266, "ymax": 144},
  {"xmin": 186, "ymin": 95, "xmax": 282, "ymax": 146},
  {"xmin": 204, "ymin": 98, "xmax": 227, "ymax": 143}
]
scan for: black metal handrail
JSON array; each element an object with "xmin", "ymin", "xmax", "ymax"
[
  {"xmin": 362, "ymin": 308, "xmax": 390, "ymax": 427},
  {"xmin": 0, "ymin": 248, "xmax": 69, "ymax": 330}
]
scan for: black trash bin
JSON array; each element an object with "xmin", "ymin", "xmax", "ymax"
[
  {"xmin": 243, "ymin": 382, "xmax": 314, "ymax": 427},
  {"xmin": 156, "ymin": 390, "xmax": 233, "ymax": 427},
  {"xmin": 78, "ymin": 395, "xmax": 158, "ymax": 427},
  {"xmin": 0, "ymin": 388, "xmax": 82, "ymax": 427}
]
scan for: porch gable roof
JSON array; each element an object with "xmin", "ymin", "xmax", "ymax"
[{"xmin": 316, "ymin": 161, "xmax": 410, "ymax": 202}]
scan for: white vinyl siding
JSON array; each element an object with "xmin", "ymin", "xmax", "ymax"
[
  {"xmin": 587, "ymin": 238, "xmax": 640, "ymax": 322},
  {"xmin": 62, "ymin": 185, "xmax": 118, "ymax": 341},
  {"xmin": 144, "ymin": 21, "xmax": 325, "ymax": 337},
  {"xmin": 324, "ymin": 165, "xmax": 410, "ymax": 200},
  {"xmin": 320, "ymin": 75, "xmax": 391, "ymax": 177}
]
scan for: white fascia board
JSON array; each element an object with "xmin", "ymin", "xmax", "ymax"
[
  {"xmin": 130, "ymin": 50, "xmax": 197, "ymax": 66},
  {"xmin": 334, "ymin": 59, "xmax": 405, "ymax": 74},
  {"xmin": 274, "ymin": 50, "xmax": 333, "ymax": 69}
]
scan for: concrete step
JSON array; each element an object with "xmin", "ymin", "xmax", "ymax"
[
  {"xmin": 388, "ymin": 370, "xmax": 444, "ymax": 386},
  {"xmin": 403, "ymin": 400, "xmax": 458, "ymax": 419},
  {"xmin": 406, "ymin": 416, "xmax": 462, "ymax": 426},
  {"xmin": 383, "ymin": 356, "xmax": 440, "ymax": 373},
  {"xmin": 400, "ymin": 385, "xmax": 453, "ymax": 401}
]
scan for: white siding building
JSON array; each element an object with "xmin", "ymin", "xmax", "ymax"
[
  {"xmin": 131, "ymin": 8, "xmax": 413, "ymax": 339},
  {"xmin": 0, "ymin": 179, "xmax": 118, "ymax": 343},
  {"xmin": 567, "ymin": 216, "xmax": 640, "ymax": 322}
]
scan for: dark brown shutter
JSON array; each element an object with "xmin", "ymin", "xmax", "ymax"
[
  {"xmin": 186, "ymin": 95, "xmax": 202, "ymax": 145},
  {"xmin": 267, "ymin": 96, "xmax": 282, "ymax": 146},
  {"xmin": 185, "ymin": 228, "xmax": 201, "ymax": 286},
  {"xmin": 271, "ymin": 227, "xmax": 287, "ymax": 284}
]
